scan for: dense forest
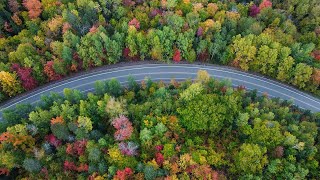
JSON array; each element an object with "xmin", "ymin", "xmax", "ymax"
[
  {"xmin": 0, "ymin": 0, "xmax": 319, "ymax": 102},
  {"xmin": 0, "ymin": 71, "xmax": 319, "ymax": 179}
]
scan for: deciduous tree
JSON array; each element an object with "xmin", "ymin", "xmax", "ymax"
[
  {"xmin": 22, "ymin": 0, "xmax": 42, "ymax": 19},
  {"xmin": 43, "ymin": 61, "xmax": 62, "ymax": 81},
  {"xmin": 77, "ymin": 27, "xmax": 104, "ymax": 69},
  {"xmin": 277, "ymin": 56, "xmax": 295, "ymax": 82},
  {"xmin": 291, "ymin": 63, "xmax": 313, "ymax": 89},
  {"xmin": 230, "ymin": 35, "xmax": 257, "ymax": 71},
  {"xmin": 256, "ymin": 45, "xmax": 278, "ymax": 76},
  {"xmin": 0, "ymin": 71, "xmax": 22, "ymax": 96},
  {"xmin": 11, "ymin": 64, "xmax": 38, "ymax": 90},
  {"xmin": 177, "ymin": 29, "xmax": 196, "ymax": 62},
  {"xmin": 235, "ymin": 143, "xmax": 268, "ymax": 174},
  {"xmin": 259, "ymin": 0, "xmax": 272, "ymax": 10}
]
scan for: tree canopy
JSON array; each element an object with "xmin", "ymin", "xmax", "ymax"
[
  {"xmin": 1, "ymin": 73, "xmax": 320, "ymax": 179},
  {"xmin": 0, "ymin": 0, "xmax": 319, "ymax": 102}
]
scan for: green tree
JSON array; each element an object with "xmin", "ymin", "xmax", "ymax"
[
  {"xmin": 98, "ymin": 0, "xmax": 122, "ymax": 20},
  {"xmin": 236, "ymin": 112, "xmax": 252, "ymax": 135},
  {"xmin": 77, "ymin": 27, "xmax": 105, "ymax": 69},
  {"xmin": 235, "ymin": 143, "xmax": 268, "ymax": 175},
  {"xmin": 79, "ymin": 93, "xmax": 100, "ymax": 123},
  {"xmin": 8, "ymin": 43, "xmax": 40, "ymax": 66},
  {"xmin": 29, "ymin": 109, "xmax": 54, "ymax": 133},
  {"xmin": 61, "ymin": 31, "xmax": 80, "ymax": 65},
  {"xmin": 147, "ymin": 30, "xmax": 163, "ymax": 61},
  {"xmin": 291, "ymin": 63, "xmax": 313, "ymax": 89},
  {"xmin": 250, "ymin": 119, "xmax": 284, "ymax": 148},
  {"xmin": 186, "ymin": 12, "xmax": 201, "ymax": 29},
  {"xmin": 230, "ymin": 34, "xmax": 257, "ymax": 71},
  {"xmin": 94, "ymin": 80, "xmax": 108, "ymax": 96},
  {"xmin": 256, "ymin": 45, "xmax": 278, "ymax": 76},
  {"xmin": 179, "ymin": 82, "xmax": 204, "ymax": 101},
  {"xmin": 177, "ymin": 29, "xmax": 196, "ymax": 62},
  {"xmin": 1, "ymin": 104, "xmax": 34, "ymax": 133},
  {"xmin": 135, "ymin": 31, "xmax": 148, "ymax": 60},
  {"xmin": 63, "ymin": 88, "xmax": 84, "ymax": 104},
  {"xmin": 106, "ymin": 78, "xmax": 122, "ymax": 97},
  {"xmin": 290, "ymin": 43, "xmax": 315, "ymax": 65},
  {"xmin": 62, "ymin": 0, "xmax": 100, "ymax": 35},
  {"xmin": 100, "ymin": 31, "xmax": 124, "ymax": 64},
  {"xmin": 178, "ymin": 94, "xmax": 231, "ymax": 133},
  {"xmin": 208, "ymin": 28, "xmax": 232, "ymax": 64},
  {"xmin": 156, "ymin": 26, "xmax": 177, "ymax": 61},
  {"xmin": 277, "ymin": 56, "xmax": 295, "ymax": 82},
  {"xmin": 126, "ymin": 26, "xmax": 139, "ymax": 58},
  {"xmin": 165, "ymin": 13, "xmax": 185, "ymax": 32}
]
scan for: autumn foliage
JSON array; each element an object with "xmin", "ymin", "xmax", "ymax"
[
  {"xmin": 249, "ymin": 4, "xmax": 260, "ymax": 17},
  {"xmin": 11, "ymin": 64, "xmax": 38, "ymax": 91},
  {"xmin": 66, "ymin": 140, "xmax": 88, "ymax": 156},
  {"xmin": 8, "ymin": 0, "xmax": 20, "ymax": 13},
  {"xmin": 312, "ymin": 50, "xmax": 320, "ymax": 61},
  {"xmin": 128, "ymin": 18, "xmax": 140, "ymax": 30},
  {"xmin": 112, "ymin": 116, "xmax": 133, "ymax": 141},
  {"xmin": 0, "ymin": 77, "xmax": 320, "ymax": 178},
  {"xmin": 259, "ymin": 0, "xmax": 272, "ymax": 10},
  {"xmin": 45, "ymin": 134, "xmax": 62, "ymax": 147},
  {"xmin": 44, "ymin": 61, "xmax": 62, "ymax": 81},
  {"xmin": 312, "ymin": 69, "xmax": 320, "ymax": 85},
  {"xmin": 50, "ymin": 116, "xmax": 64, "ymax": 125},
  {"xmin": 114, "ymin": 168, "xmax": 133, "ymax": 180},
  {"xmin": 0, "ymin": 71, "xmax": 22, "ymax": 96},
  {"xmin": 0, "ymin": 0, "xmax": 319, "ymax": 103},
  {"xmin": 22, "ymin": 0, "xmax": 42, "ymax": 19},
  {"xmin": 173, "ymin": 49, "xmax": 181, "ymax": 62}
]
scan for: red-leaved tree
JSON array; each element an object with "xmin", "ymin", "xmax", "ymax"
[
  {"xmin": 312, "ymin": 50, "xmax": 320, "ymax": 61},
  {"xmin": 259, "ymin": 0, "xmax": 272, "ymax": 10},
  {"xmin": 155, "ymin": 152, "xmax": 164, "ymax": 166},
  {"xmin": 114, "ymin": 168, "xmax": 133, "ymax": 180},
  {"xmin": 128, "ymin": 18, "xmax": 140, "ymax": 29},
  {"xmin": 11, "ymin": 64, "xmax": 38, "ymax": 91},
  {"xmin": 249, "ymin": 4, "xmax": 260, "ymax": 17},
  {"xmin": 173, "ymin": 49, "xmax": 181, "ymax": 62},
  {"xmin": 63, "ymin": 161, "xmax": 77, "ymax": 171}
]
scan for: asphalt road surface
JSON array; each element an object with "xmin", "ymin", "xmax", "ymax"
[{"xmin": 1, "ymin": 63, "xmax": 320, "ymax": 121}]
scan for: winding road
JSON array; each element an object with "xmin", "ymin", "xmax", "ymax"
[{"xmin": 0, "ymin": 63, "xmax": 320, "ymax": 121}]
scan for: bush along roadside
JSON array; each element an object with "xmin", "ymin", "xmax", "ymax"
[{"xmin": 0, "ymin": 71, "xmax": 320, "ymax": 179}]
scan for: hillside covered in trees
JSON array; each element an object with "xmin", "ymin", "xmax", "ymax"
[
  {"xmin": 0, "ymin": 0, "xmax": 320, "ymax": 102},
  {"xmin": 0, "ymin": 72, "xmax": 320, "ymax": 179}
]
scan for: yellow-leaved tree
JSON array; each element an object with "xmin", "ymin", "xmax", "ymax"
[{"xmin": 0, "ymin": 71, "xmax": 22, "ymax": 97}]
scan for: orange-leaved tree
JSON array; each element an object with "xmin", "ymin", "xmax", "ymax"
[{"xmin": 22, "ymin": 0, "xmax": 42, "ymax": 19}]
